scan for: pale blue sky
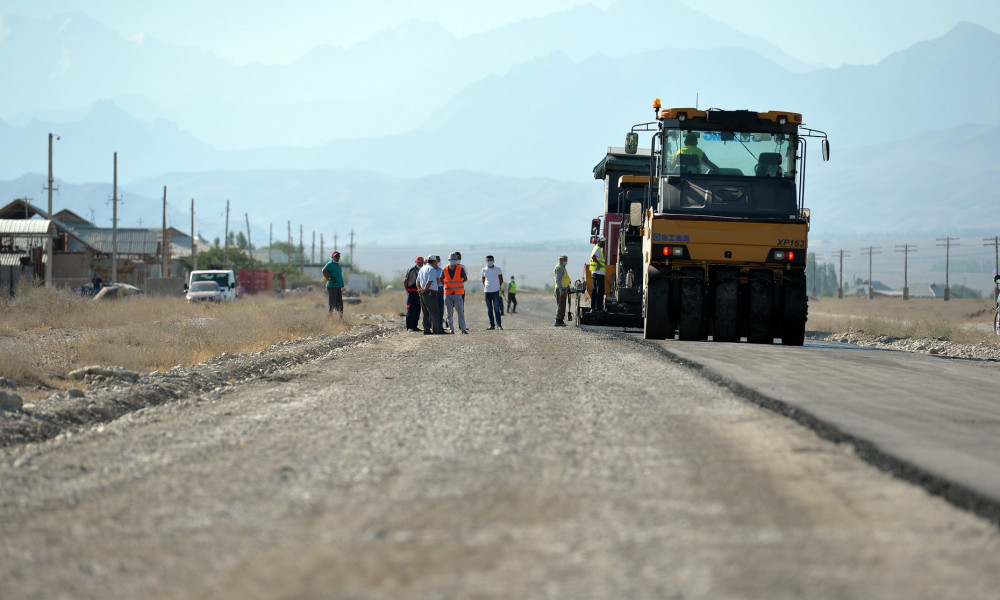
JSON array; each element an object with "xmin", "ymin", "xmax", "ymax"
[{"xmin": 3, "ymin": 0, "xmax": 999, "ymax": 67}]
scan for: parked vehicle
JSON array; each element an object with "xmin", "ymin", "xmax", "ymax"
[
  {"xmin": 89, "ymin": 283, "xmax": 145, "ymax": 301},
  {"xmin": 186, "ymin": 280, "xmax": 222, "ymax": 303},
  {"xmin": 185, "ymin": 269, "xmax": 237, "ymax": 301}
]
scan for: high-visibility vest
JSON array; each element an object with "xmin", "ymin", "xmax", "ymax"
[
  {"xmin": 442, "ymin": 265, "xmax": 465, "ymax": 295},
  {"xmin": 590, "ymin": 244, "xmax": 606, "ymax": 275},
  {"xmin": 674, "ymin": 145, "xmax": 706, "ymax": 166},
  {"xmin": 508, "ymin": 281, "xmax": 517, "ymax": 294},
  {"xmin": 554, "ymin": 262, "xmax": 570, "ymax": 288}
]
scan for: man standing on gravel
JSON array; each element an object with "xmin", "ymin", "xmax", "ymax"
[
  {"xmin": 323, "ymin": 250, "xmax": 345, "ymax": 320},
  {"xmin": 403, "ymin": 256, "xmax": 424, "ymax": 332},
  {"xmin": 418, "ymin": 255, "xmax": 445, "ymax": 335},
  {"xmin": 442, "ymin": 252, "xmax": 468, "ymax": 334},
  {"xmin": 432, "ymin": 255, "xmax": 445, "ymax": 332},
  {"xmin": 482, "ymin": 254, "xmax": 504, "ymax": 330},
  {"xmin": 553, "ymin": 254, "xmax": 570, "ymax": 326}
]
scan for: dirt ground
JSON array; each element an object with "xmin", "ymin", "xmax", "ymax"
[{"xmin": 1, "ymin": 294, "xmax": 998, "ymax": 599}]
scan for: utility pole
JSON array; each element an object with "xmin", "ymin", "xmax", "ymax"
[
  {"xmin": 286, "ymin": 221, "xmax": 292, "ymax": 267},
  {"xmin": 835, "ymin": 249, "xmax": 850, "ymax": 299},
  {"xmin": 191, "ymin": 198, "xmax": 197, "ymax": 271},
  {"xmin": 161, "ymin": 186, "xmax": 169, "ymax": 278},
  {"xmin": 936, "ymin": 237, "xmax": 960, "ymax": 301},
  {"xmin": 311, "ymin": 231, "xmax": 315, "ymax": 264},
  {"xmin": 299, "ymin": 224, "xmax": 304, "ymax": 268},
  {"xmin": 223, "ymin": 200, "xmax": 230, "ymax": 268},
  {"xmin": 320, "ymin": 233, "xmax": 325, "ymax": 261},
  {"xmin": 349, "ymin": 229, "xmax": 356, "ymax": 266},
  {"xmin": 894, "ymin": 244, "xmax": 916, "ymax": 300},
  {"xmin": 985, "ymin": 236, "xmax": 999, "ymax": 299},
  {"xmin": 809, "ymin": 252, "xmax": 823, "ymax": 298},
  {"xmin": 860, "ymin": 246, "xmax": 881, "ymax": 299},
  {"xmin": 112, "ymin": 152, "xmax": 119, "ymax": 284},
  {"xmin": 334, "ymin": 232, "xmax": 338, "ymax": 253},
  {"xmin": 269, "ymin": 223, "xmax": 273, "ymax": 264},
  {"xmin": 44, "ymin": 132, "xmax": 60, "ymax": 288},
  {"xmin": 245, "ymin": 213, "xmax": 253, "ymax": 268}
]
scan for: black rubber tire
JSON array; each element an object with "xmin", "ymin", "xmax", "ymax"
[
  {"xmin": 747, "ymin": 274, "xmax": 773, "ymax": 344},
  {"xmin": 678, "ymin": 270, "xmax": 705, "ymax": 341},
  {"xmin": 780, "ymin": 283, "xmax": 808, "ymax": 346},
  {"xmin": 643, "ymin": 278, "xmax": 671, "ymax": 340},
  {"xmin": 712, "ymin": 273, "xmax": 739, "ymax": 343}
]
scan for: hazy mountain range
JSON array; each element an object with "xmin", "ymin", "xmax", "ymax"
[{"xmin": 1, "ymin": 0, "xmax": 998, "ymax": 246}]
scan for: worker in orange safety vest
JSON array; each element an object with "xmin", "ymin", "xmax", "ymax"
[{"xmin": 442, "ymin": 252, "xmax": 468, "ymax": 334}]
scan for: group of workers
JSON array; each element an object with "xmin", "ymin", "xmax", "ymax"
[
  {"xmin": 333, "ymin": 238, "xmax": 614, "ymax": 330},
  {"xmin": 399, "ymin": 237, "xmax": 608, "ymax": 333},
  {"xmin": 403, "ymin": 252, "xmax": 518, "ymax": 335}
]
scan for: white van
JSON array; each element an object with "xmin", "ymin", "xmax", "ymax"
[{"xmin": 185, "ymin": 269, "xmax": 238, "ymax": 301}]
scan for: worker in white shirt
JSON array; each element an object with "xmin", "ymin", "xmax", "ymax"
[{"xmin": 481, "ymin": 254, "xmax": 504, "ymax": 330}]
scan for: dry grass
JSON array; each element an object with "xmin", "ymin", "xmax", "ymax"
[
  {"xmin": 808, "ymin": 296, "xmax": 999, "ymax": 344},
  {"xmin": 4, "ymin": 286, "xmax": 994, "ymax": 395},
  {"xmin": 0, "ymin": 284, "xmax": 404, "ymax": 393}
]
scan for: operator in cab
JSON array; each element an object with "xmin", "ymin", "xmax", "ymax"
[{"xmin": 670, "ymin": 132, "xmax": 719, "ymax": 173}]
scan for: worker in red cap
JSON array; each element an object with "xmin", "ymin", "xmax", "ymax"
[
  {"xmin": 403, "ymin": 256, "xmax": 425, "ymax": 331},
  {"xmin": 322, "ymin": 250, "xmax": 344, "ymax": 319}
]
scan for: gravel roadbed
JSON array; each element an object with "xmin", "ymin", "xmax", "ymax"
[
  {"xmin": 808, "ymin": 330, "xmax": 1000, "ymax": 361},
  {"xmin": 1, "ymin": 297, "xmax": 998, "ymax": 599}
]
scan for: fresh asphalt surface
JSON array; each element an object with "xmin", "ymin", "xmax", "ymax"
[{"xmin": 600, "ymin": 327, "xmax": 1000, "ymax": 523}]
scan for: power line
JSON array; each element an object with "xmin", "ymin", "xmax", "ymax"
[
  {"xmin": 860, "ymin": 246, "xmax": 881, "ymax": 299},
  {"xmin": 935, "ymin": 237, "xmax": 960, "ymax": 301},
  {"xmin": 894, "ymin": 243, "xmax": 916, "ymax": 300},
  {"xmin": 835, "ymin": 249, "xmax": 851, "ymax": 299}
]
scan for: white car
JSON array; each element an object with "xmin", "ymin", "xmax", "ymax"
[
  {"xmin": 186, "ymin": 269, "xmax": 238, "ymax": 301},
  {"xmin": 185, "ymin": 280, "xmax": 222, "ymax": 303}
]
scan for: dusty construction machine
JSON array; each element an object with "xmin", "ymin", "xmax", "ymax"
[{"xmin": 581, "ymin": 101, "xmax": 829, "ymax": 344}]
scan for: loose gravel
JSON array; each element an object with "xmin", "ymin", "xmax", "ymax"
[
  {"xmin": 1, "ymin": 300, "xmax": 998, "ymax": 599},
  {"xmin": 809, "ymin": 330, "xmax": 1000, "ymax": 361}
]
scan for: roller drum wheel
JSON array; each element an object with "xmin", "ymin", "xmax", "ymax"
[
  {"xmin": 678, "ymin": 271, "xmax": 706, "ymax": 341},
  {"xmin": 712, "ymin": 274, "xmax": 739, "ymax": 343},
  {"xmin": 747, "ymin": 275, "xmax": 773, "ymax": 344},
  {"xmin": 780, "ymin": 284, "xmax": 808, "ymax": 346},
  {"xmin": 643, "ymin": 278, "xmax": 671, "ymax": 340}
]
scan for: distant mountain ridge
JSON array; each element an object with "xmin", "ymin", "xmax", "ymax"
[
  {"xmin": 2, "ymin": 120, "xmax": 997, "ymax": 247},
  {"xmin": 1, "ymin": 2, "xmax": 998, "ymax": 243},
  {"xmin": 0, "ymin": 0, "xmax": 818, "ymax": 149},
  {"xmin": 0, "ymin": 170, "xmax": 594, "ymax": 247},
  {"xmin": 1, "ymin": 20, "xmax": 997, "ymax": 184}
]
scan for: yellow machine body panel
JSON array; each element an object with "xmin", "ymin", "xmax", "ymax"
[{"xmin": 645, "ymin": 214, "xmax": 807, "ymax": 266}]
